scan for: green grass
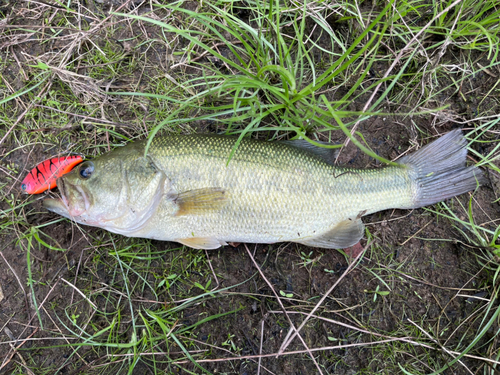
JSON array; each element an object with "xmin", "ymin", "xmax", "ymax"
[{"xmin": 0, "ymin": 0, "xmax": 499, "ymax": 374}]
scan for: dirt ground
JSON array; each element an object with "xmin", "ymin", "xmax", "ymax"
[
  {"xmin": 2, "ymin": 122, "xmax": 498, "ymax": 374},
  {"xmin": 1, "ymin": 1, "xmax": 500, "ymax": 374}
]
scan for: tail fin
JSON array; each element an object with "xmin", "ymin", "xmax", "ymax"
[{"xmin": 398, "ymin": 129, "xmax": 484, "ymax": 208}]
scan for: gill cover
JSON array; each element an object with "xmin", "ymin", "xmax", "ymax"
[{"xmin": 111, "ymin": 156, "xmax": 168, "ymax": 234}]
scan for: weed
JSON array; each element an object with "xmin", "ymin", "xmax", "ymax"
[{"xmin": 0, "ymin": 0, "xmax": 498, "ymax": 374}]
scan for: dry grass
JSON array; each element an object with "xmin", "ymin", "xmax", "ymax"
[{"xmin": 0, "ymin": 0, "xmax": 499, "ymax": 374}]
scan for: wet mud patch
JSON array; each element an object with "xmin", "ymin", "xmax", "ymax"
[{"xmin": 1, "ymin": 1, "xmax": 500, "ymax": 374}]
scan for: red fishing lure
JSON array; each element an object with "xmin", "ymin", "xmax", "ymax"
[{"xmin": 21, "ymin": 155, "xmax": 84, "ymax": 194}]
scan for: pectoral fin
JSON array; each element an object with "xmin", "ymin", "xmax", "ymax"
[
  {"xmin": 297, "ymin": 218, "xmax": 365, "ymax": 249},
  {"xmin": 177, "ymin": 237, "xmax": 228, "ymax": 250},
  {"xmin": 175, "ymin": 188, "xmax": 228, "ymax": 216}
]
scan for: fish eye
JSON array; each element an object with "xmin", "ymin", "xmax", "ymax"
[
  {"xmin": 21, "ymin": 183, "xmax": 27, "ymax": 191},
  {"xmin": 79, "ymin": 162, "xmax": 94, "ymax": 179}
]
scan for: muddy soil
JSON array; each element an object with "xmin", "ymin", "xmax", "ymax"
[
  {"xmin": 2, "ymin": 119, "xmax": 497, "ymax": 374},
  {"xmin": 1, "ymin": 1, "xmax": 499, "ymax": 374}
]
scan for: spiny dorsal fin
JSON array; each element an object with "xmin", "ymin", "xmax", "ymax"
[
  {"xmin": 296, "ymin": 217, "xmax": 365, "ymax": 249},
  {"xmin": 175, "ymin": 187, "xmax": 228, "ymax": 216}
]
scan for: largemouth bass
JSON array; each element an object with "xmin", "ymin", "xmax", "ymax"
[{"xmin": 43, "ymin": 130, "xmax": 483, "ymax": 249}]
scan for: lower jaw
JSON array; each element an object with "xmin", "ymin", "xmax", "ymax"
[
  {"xmin": 42, "ymin": 198, "xmax": 70, "ymax": 218},
  {"xmin": 43, "ymin": 179, "xmax": 86, "ymax": 218}
]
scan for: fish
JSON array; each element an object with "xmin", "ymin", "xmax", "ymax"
[
  {"xmin": 43, "ymin": 130, "xmax": 484, "ymax": 249},
  {"xmin": 21, "ymin": 155, "xmax": 84, "ymax": 195}
]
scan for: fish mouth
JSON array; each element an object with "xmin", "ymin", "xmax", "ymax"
[
  {"xmin": 43, "ymin": 196, "xmax": 70, "ymax": 218},
  {"xmin": 43, "ymin": 177, "xmax": 90, "ymax": 218}
]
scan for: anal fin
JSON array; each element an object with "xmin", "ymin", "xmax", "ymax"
[
  {"xmin": 177, "ymin": 237, "xmax": 227, "ymax": 250},
  {"xmin": 297, "ymin": 218, "xmax": 365, "ymax": 249}
]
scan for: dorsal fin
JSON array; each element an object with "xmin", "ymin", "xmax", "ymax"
[{"xmin": 281, "ymin": 139, "xmax": 340, "ymax": 164}]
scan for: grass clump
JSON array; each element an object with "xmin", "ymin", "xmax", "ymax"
[{"xmin": 0, "ymin": 0, "xmax": 499, "ymax": 374}]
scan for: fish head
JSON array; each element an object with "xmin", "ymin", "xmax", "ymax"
[{"xmin": 43, "ymin": 146, "xmax": 167, "ymax": 234}]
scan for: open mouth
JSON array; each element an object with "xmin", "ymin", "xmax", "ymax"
[
  {"xmin": 57, "ymin": 178, "xmax": 70, "ymax": 210},
  {"xmin": 43, "ymin": 177, "xmax": 89, "ymax": 218}
]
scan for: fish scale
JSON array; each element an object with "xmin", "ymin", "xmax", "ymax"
[
  {"xmin": 146, "ymin": 136, "xmax": 353, "ymax": 241},
  {"xmin": 43, "ymin": 131, "xmax": 484, "ymax": 249}
]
